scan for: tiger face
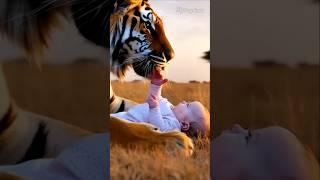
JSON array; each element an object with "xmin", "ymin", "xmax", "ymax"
[{"xmin": 110, "ymin": 0, "xmax": 174, "ymax": 79}]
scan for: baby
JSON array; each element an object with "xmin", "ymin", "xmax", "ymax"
[
  {"xmin": 111, "ymin": 70, "xmax": 210, "ymax": 138},
  {"xmin": 212, "ymin": 124, "xmax": 319, "ymax": 180}
]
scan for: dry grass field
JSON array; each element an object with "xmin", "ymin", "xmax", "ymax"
[
  {"xmin": 111, "ymin": 81, "xmax": 210, "ymax": 179},
  {"xmin": 2, "ymin": 62, "xmax": 210, "ymax": 179},
  {"xmin": 2, "ymin": 63, "xmax": 319, "ymax": 178},
  {"xmin": 2, "ymin": 62, "xmax": 108, "ymax": 132}
]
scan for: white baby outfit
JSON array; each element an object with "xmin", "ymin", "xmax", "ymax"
[{"xmin": 111, "ymin": 84, "xmax": 181, "ymax": 132}]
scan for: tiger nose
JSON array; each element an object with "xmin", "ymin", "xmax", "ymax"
[{"xmin": 164, "ymin": 50, "xmax": 175, "ymax": 61}]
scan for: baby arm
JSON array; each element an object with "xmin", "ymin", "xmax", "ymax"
[
  {"xmin": 149, "ymin": 84, "xmax": 163, "ymax": 98},
  {"xmin": 145, "ymin": 94, "xmax": 164, "ymax": 129},
  {"xmin": 147, "ymin": 69, "xmax": 168, "ymax": 99},
  {"xmin": 147, "ymin": 107, "xmax": 175, "ymax": 132},
  {"xmin": 146, "ymin": 95, "xmax": 178, "ymax": 132},
  {"xmin": 145, "ymin": 69, "xmax": 174, "ymax": 131},
  {"xmin": 147, "ymin": 107, "xmax": 165, "ymax": 131}
]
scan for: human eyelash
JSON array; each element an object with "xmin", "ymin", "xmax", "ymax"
[{"xmin": 245, "ymin": 129, "xmax": 252, "ymax": 145}]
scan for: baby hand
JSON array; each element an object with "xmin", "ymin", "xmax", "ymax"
[
  {"xmin": 146, "ymin": 94, "xmax": 159, "ymax": 108},
  {"xmin": 149, "ymin": 69, "xmax": 168, "ymax": 86}
]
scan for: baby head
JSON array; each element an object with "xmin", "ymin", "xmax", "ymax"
[
  {"xmin": 173, "ymin": 101, "xmax": 210, "ymax": 138},
  {"xmin": 212, "ymin": 124, "xmax": 320, "ymax": 180}
]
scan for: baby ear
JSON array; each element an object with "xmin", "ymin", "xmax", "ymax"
[{"xmin": 181, "ymin": 121, "xmax": 190, "ymax": 131}]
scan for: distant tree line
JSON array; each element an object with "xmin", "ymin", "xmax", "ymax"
[
  {"xmin": 252, "ymin": 58, "xmax": 319, "ymax": 68},
  {"xmin": 252, "ymin": 59, "xmax": 287, "ymax": 68}
]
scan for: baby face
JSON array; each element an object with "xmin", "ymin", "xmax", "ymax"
[
  {"xmin": 173, "ymin": 101, "xmax": 203, "ymax": 123},
  {"xmin": 212, "ymin": 124, "xmax": 312, "ymax": 180}
]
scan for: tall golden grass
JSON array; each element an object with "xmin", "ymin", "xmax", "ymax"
[
  {"xmin": 2, "ymin": 63, "xmax": 210, "ymax": 179},
  {"xmin": 110, "ymin": 138, "xmax": 209, "ymax": 180},
  {"xmin": 3, "ymin": 63, "xmax": 319, "ymax": 178},
  {"xmin": 111, "ymin": 81, "xmax": 210, "ymax": 179}
]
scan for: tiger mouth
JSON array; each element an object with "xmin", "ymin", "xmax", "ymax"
[
  {"xmin": 150, "ymin": 54, "xmax": 166, "ymax": 64},
  {"xmin": 150, "ymin": 55, "xmax": 167, "ymax": 71},
  {"xmin": 132, "ymin": 55, "xmax": 167, "ymax": 77}
]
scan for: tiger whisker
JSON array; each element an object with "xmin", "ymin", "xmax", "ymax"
[
  {"xmin": 95, "ymin": 1, "xmax": 109, "ymax": 19},
  {"xmin": 145, "ymin": 64, "xmax": 151, "ymax": 78},
  {"xmin": 145, "ymin": 63, "xmax": 151, "ymax": 77},
  {"xmin": 31, "ymin": 0, "xmax": 78, "ymax": 16},
  {"xmin": 72, "ymin": 3, "xmax": 104, "ymax": 21},
  {"xmin": 5, "ymin": 0, "xmax": 71, "ymax": 24}
]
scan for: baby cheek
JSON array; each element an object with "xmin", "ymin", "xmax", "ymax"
[
  {"xmin": 212, "ymin": 140, "xmax": 249, "ymax": 178},
  {"xmin": 174, "ymin": 108, "xmax": 186, "ymax": 120},
  {"xmin": 177, "ymin": 106, "xmax": 188, "ymax": 116},
  {"xmin": 175, "ymin": 109, "xmax": 184, "ymax": 118},
  {"xmin": 178, "ymin": 103, "xmax": 187, "ymax": 109}
]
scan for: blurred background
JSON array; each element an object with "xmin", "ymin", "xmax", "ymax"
[
  {"xmin": 0, "ymin": 0, "xmax": 211, "ymax": 83},
  {"xmin": 1, "ymin": 0, "xmax": 319, "ymax": 161},
  {"xmin": 1, "ymin": 0, "xmax": 319, "ymax": 177},
  {"xmin": 0, "ymin": 0, "xmax": 210, "ymax": 130},
  {"xmin": 212, "ymin": 0, "xmax": 319, "ymax": 161},
  {"xmin": 1, "ymin": 63, "xmax": 108, "ymax": 132},
  {"xmin": 0, "ymin": 1, "xmax": 211, "ymax": 178}
]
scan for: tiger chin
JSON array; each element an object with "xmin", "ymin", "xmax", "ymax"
[{"xmin": 0, "ymin": 0, "xmax": 194, "ymax": 167}]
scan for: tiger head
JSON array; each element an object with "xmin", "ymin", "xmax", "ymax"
[
  {"xmin": 110, "ymin": 0, "xmax": 174, "ymax": 79},
  {"xmin": 1, "ymin": 0, "xmax": 174, "ymax": 79}
]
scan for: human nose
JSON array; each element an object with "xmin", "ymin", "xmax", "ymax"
[{"xmin": 231, "ymin": 124, "xmax": 247, "ymax": 134}]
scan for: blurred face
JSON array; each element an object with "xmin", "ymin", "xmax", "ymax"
[
  {"xmin": 172, "ymin": 101, "xmax": 203, "ymax": 123},
  {"xmin": 212, "ymin": 124, "xmax": 311, "ymax": 180}
]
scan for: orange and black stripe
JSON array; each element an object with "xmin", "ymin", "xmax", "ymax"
[
  {"xmin": 110, "ymin": 94, "xmax": 126, "ymax": 113},
  {"xmin": 0, "ymin": 102, "xmax": 48, "ymax": 164}
]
